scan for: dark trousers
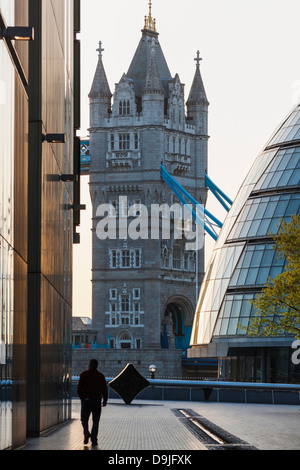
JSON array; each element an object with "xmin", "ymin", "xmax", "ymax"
[{"xmin": 80, "ymin": 399, "xmax": 102, "ymax": 444}]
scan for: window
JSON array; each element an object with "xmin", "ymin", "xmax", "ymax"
[
  {"xmin": 184, "ymin": 139, "xmax": 188, "ymax": 155},
  {"xmin": 133, "ymin": 249, "xmax": 141, "ymax": 267},
  {"xmin": 184, "ymin": 253, "xmax": 189, "ymax": 270},
  {"xmin": 119, "ymin": 100, "xmax": 130, "ymax": 115},
  {"xmin": 228, "ymin": 194, "xmax": 300, "ymax": 241},
  {"xmin": 173, "ymin": 245, "xmax": 182, "ymax": 269},
  {"xmin": 213, "ymin": 293, "xmax": 258, "ymax": 337},
  {"xmin": 110, "ymin": 134, "xmax": 115, "ymax": 151},
  {"xmin": 134, "ymin": 133, "xmax": 139, "ymax": 150},
  {"xmin": 119, "ymin": 133, "xmax": 130, "ymax": 150},
  {"xmin": 109, "ymin": 248, "xmax": 142, "ymax": 269},
  {"xmin": 162, "ymin": 247, "xmax": 169, "ymax": 268},
  {"xmin": 111, "ymin": 250, "xmax": 117, "ymax": 268},
  {"xmin": 121, "ymin": 294, "xmax": 130, "ymax": 312},
  {"xmin": 110, "ymin": 289, "xmax": 117, "ymax": 300},
  {"xmin": 121, "ymin": 250, "xmax": 130, "ymax": 268},
  {"xmin": 133, "ymin": 288, "xmax": 140, "ymax": 299},
  {"xmin": 166, "ymin": 136, "xmax": 169, "ymax": 152},
  {"xmin": 229, "ymin": 244, "xmax": 286, "ymax": 288},
  {"xmin": 255, "ymin": 147, "xmax": 300, "ymax": 191}
]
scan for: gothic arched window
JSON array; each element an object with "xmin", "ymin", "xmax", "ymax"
[{"xmin": 119, "ymin": 100, "xmax": 130, "ymax": 115}]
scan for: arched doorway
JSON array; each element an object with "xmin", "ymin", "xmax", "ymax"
[
  {"xmin": 161, "ymin": 297, "xmax": 193, "ymax": 350},
  {"xmin": 118, "ymin": 331, "xmax": 132, "ymax": 349}
]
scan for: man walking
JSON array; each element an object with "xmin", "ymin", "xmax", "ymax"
[{"xmin": 77, "ymin": 359, "xmax": 108, "ymax": 447}]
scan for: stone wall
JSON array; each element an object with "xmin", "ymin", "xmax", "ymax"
[{"xmin": 72, "ymin": 348, "xmax": 183, "ymax": 379}]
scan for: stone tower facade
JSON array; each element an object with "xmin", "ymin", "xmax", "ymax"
[{"xmin": 88, "ymin": 6, "xmax": 209, "ymax": 377}]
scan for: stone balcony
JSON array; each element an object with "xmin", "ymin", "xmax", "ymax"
[
  {"xmin": 165, "ymin": 153, "xmax": 191, "ymax": 174},
  {"xmin": 106, "ymin": 151, "xmax": 141, "ymax": 170}
]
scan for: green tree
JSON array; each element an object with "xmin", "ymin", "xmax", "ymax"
[{"xmin": 247, "ymin": 214, "xmax": 300, "ymax": 339}]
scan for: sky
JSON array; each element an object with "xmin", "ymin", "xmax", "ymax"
[{"xmin": 73, "ymin": 0, "xmax": 300, "ymax": 317}]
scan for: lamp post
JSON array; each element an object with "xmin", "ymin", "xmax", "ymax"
[{"xmin": 149, "ymin": 364, "xmax": 157, "ymax": 380}]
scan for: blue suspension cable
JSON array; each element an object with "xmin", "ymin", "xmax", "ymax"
[
  {"xmin": 160, "ymin": 165, "xmax": 219, "ymax": 241},
  {"xmin": 161, "ymin": 165, "xmax": 223, "ymax": 228},
  {"xmin": 205, "ymin": 173, "xmax": 233, "ymax": 211}
]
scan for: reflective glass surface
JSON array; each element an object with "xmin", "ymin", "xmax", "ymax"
[
  {"xmin": 191, "ymin": 103, "xmax": 300, "ymax": 347},
  {"xmin": 228, "ymin": 193, "xmax": 300, "ymax": 241},
  {"xmin": 267, "ymin": 107, "xmax": 300, "ymax": 147},
  {"xmin": 0, "ymin": 13, "xmax": 15, "ymax": 450},
  {"xmin": 229, "ymin": 243, "xmax": 286, "ymax": 288},
  {"xmin": 255, "ymin": 147, "xmax": 300, "ymax": 191},
  {"xmin": 191, "ymin": 243, "xmax": 244, "ymax": 345},
  {"xmin": 213, "ymin": 293, "xmax": 258, "ymax": 337}
]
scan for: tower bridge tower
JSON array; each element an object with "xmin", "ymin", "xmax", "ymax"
[{"xmin": 88, "ymin": 2, "xmax": 209, "ymax": 377}]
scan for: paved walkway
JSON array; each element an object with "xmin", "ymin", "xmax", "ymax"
[{"xmin": 20, "ymin": 399, "xmax": 300, "ymax": 452}]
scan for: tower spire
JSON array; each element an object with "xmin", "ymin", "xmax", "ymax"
[
  {"xmin": 144, "ymin": 0, "xmax": 156, "ymax": 32},
  {"xmin": 194, "ymin": 50, "xmax": 202, "ymax": 68},
  {"xmin": 97, "ymin": 41, "xmax": 104, "ymax": 58},
  {"xmin": 89, "ymin": 40, "xmax": 112, "ymax": 100},
  {"xmin": 187, "ymin": 51, "xmax": 209, "ymax": 107}
]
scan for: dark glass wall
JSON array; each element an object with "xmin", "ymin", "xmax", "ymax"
[
  {"xmin": 0, "ymin": 0, "xmax": 29, "ymax": 449},
  {"xmin": 0, "ymin": 0, "xmax": 77, "ymax": 448},
  {"xmin": 27, "ymin": 0, "xmax": 75, "ymax": 436}
]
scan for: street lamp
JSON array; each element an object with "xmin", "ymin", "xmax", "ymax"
[{"xmin": 149, "ymin": 364, "xmax": 157, "ymax": 379}]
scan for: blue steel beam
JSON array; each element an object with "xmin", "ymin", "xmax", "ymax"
[
  {"xmin": 205, "ymin": 173, "xmax": 233, "ymax": 212},
  {"xmin": 160, "ymin": 165, "xmax": 221, "ymax": 241}
]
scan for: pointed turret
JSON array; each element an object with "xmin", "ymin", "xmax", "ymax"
[
  {"xmin": 186, "ymin": 51, "xmax": 209, "ymax": 134},
  {"xmin": 126, "ymin": 2, "xmax": 171, "ymax": 99},
  {"xmin": 142, "ymin": 40, "xmax": 165, "ymax": 95},
  {"xmin": 89, "ymin": 42, "xmax": 112, "ymax": 126},
  {"xmin": 142, "ymin": 39, "xmax": 164, "ymax": 124}
]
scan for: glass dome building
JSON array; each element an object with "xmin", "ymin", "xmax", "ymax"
[{"xmin": 189, "ymin": 104, "xmax": 300, "ymax": 383}]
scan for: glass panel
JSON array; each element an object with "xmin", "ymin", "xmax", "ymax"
[
  {"xmin": 247, "ymin": 219, "xmax": 261, "ymax": 237},
  {"xmin": 261, "ymin": 248, "xmax": 274, "ymax": 266},
  {"xmin": 257, "ymin": 218, "xmax": 271, "ymax": 237},
  {"xmin": 231, "ymin": 299, "xmax": 242, "ymax": 317},
  {"xmin": 237, "ymin": 317, "xmax": 248, "ymax": 335},
  {"xmin": 227, "ymin": 317, "xmax": 239, "ymax": 335},
  {"xmin": 222, "ymin": 297, "xmax": 233, "ymax": 317},
  {"xmin": 288, "ymin": 169, "xmax": 300, "ymax": 186},
  {"xmin": 256, "ymin": 267, "xmax": 270, "ymax": 285},
  {"xmin": 245, "ymin": 267, "xmax": 259, "ymax": 285},
  {"xmin": 219, "ymin": 317, "xmax": 229, "ymax": 336},
  {"xmin": 240, "ymin": 297, "xmax": 253, "ymax": 317},
  {"xmin": 236, "ymin": 269, "xmax": 248, "ymax": 285},
  {"xmin": 251, "ymin": 250, "xmax": 264, "ymax": 267}
]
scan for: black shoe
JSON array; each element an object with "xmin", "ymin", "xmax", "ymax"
[
  {"xmin": 84, "ymin": 432, "xmax": 91, "ymax": 445},
  {"xmin": 92, "ymin": 440, "xmax": 98, "ymax": 447}
]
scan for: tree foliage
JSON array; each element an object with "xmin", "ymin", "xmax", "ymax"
[{"xmin": 247, "ymin": 214, "xmax": 300, "ymax": 339}]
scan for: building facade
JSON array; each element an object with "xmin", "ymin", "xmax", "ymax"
[
  {"xmin": 0, "ymin": 0, "xmax": 29, "ymax": 450},
  {"xmin": 0, "ymin": 0, "xmax": 81, "ymax": 449},
  {"xmin": 189, "ymin": 103, "xmax": 300, "ymax": 384},
  {"xmin": 88, "ymin": 5, "xmax": 209, "ymax": 377}
]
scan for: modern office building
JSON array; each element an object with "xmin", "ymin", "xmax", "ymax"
[
  {"xmin": 0, "ymin": 0, "xmax": 81, "ymax": 449},
  {"xmin": 85, "ymin": 2, "xmax": 209, "ymax": 378},
  {"xmin": 189, "ymin": 103, "xmax": 300, "ymax": 383}
]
